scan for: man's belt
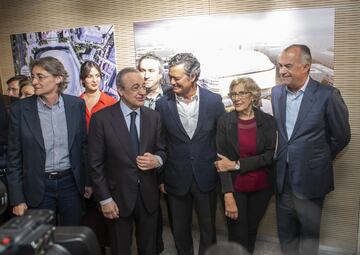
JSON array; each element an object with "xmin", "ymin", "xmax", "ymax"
[{"xmin": 45, "ymin": 169, "xmax": 72, "ymax": 180}]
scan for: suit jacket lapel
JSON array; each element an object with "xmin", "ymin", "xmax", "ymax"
[
  {"xmin": 228, "ymin": 111, "xmax": 240, "ymax": 155},
  {"xmin": 110, "ymin": 104, "xmax": 136, "ymax": 160},
  {"xmin": 290, "ymin": 79, "xmax": 317, "ymax": 141},
  {"xmin": 139, "ymin": 107, "xmax": 148, "ymax": 155},
  {"xmin": 63, "ymin": 95, "xmax": 76, "ymax": 150},
  {"xmin": 278, "ymin": 86, "xmax": 288, "ymax": 141},
  {"xmin": 23, "ymin": 97, "xmax": 45, "ymax": 151},
  {"xmin": 167, "ymin": 93, "xmax": 188, "ymax": 137},
  {"xmin": 192, "ymin": 87, "xmax": 206, "ymax": 138},
  {"xmin": 254, "ymin": 109, "xmax": 265, "ymax": 154}
]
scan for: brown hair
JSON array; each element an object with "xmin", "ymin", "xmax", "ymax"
[
  {"xmin": 6, "ymin": 75, "xmax": 28, "ymax": 85},
  {"xmin": 79, "ymin": 61, "xmax": 102, "ymax": 87}
]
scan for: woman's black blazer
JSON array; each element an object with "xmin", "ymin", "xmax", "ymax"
[{"xmin": 216, "ymin": 107, "xmax": 277, "ymax": 193}]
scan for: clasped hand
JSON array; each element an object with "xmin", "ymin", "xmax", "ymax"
[
  {"xmin": 214, "ymin": 153, "xmax": 236, "ymax": 172},
  {"xmin": 136, "ymin": 152, "xmax": 160, "ymax": 170}
]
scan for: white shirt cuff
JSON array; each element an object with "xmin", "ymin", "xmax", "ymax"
[{"xmin": 100, "ymin": 197, "xmax": 113, "ymax": 206}]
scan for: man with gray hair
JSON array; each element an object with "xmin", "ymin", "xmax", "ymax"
[
  {"xmin": 156, "ymin": 53, "xmax": 225, "ymax": 255},
  {"xmin": 272, "ymin": 44, "xmax": 350, "ymax": 255},
  {"xmin": 88, "ymin": 67, "xmax": 166, "ymax": 255}
]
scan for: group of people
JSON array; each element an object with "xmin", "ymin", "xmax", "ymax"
[{"xmin": 0, "ymin": 44, "xmax": 351, "ymax": 255}]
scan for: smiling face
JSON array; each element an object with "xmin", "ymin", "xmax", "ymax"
[
  {"xmin": 118, "ymin": 72, "xmax": 146, "ymax": 110},
  {"xmin": 278, "ymin": 47, "xmax": 310, "ymax": 91},
  {"xmin": 83, "ymin": 67, "xmax": 101, "ymax": 93},
  {"xmin": 31, "ymin": 66, "xmax": 61, "ymax": 97},
  {"xmin": 230, "ymin": 83, "xmax": 253, "ymax": 114},
  {"xmin": 168, "ymin": 64, "xmax": 196, "ymax": 98}
]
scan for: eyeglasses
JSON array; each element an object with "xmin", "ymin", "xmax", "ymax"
[
  {"xmin": 228, "ymin": 91, "xmax": 252, "ymax": 99},
  {"xmin": 31, "ymin": 74, "xmax": 51, "ymax": 82}
]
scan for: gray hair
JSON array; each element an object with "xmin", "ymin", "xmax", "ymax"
[
  {"xmin": 229, "ymin": 77, "xmax": 261, "ymax": 108},
  {"xmin": 168, "ymin": 53, "xmax": 201, "ymax": 82},
  {"xmin": 137, "ymin": 52, "xmax": 164, "ymax": 74},
  {"xmin": 116, "ymin": 67, "xmax": 140, "ymax": 89},
  {"xmin": 284, "ymin": 44, "xmax": 312, "ymax": 65},
  {"xmin": 30, "ymin": 57, "xmax": 69, "ymax": 92}
]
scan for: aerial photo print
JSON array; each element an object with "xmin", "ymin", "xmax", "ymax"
[
  {"xmin": 11, "ymin": 24, "xmax": 117, "ymax": 97},
  {"xmin": 134, "ymin": 7, "xmax": 334, "ymax": 113}
]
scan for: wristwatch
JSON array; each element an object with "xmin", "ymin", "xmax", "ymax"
[{"xmin": 234, "ymin": 161, "xmax": 240, "ymax": 170}]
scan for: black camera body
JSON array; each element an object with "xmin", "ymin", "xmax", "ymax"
[
  {"xmin": 0, "ymin": 209, "xmax": 101, "ymax": 255},
  {"xmin": 0, "ymin": 188, "xmax": 101, "ymax": 255},
  {"xmin": 0, "ymin": 209, "xmax": 58, "ymax": 254}
]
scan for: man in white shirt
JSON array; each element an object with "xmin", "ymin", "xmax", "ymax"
[{"xmin": 156, "ymin": 53, "xmax": 225, "ymax": 255}]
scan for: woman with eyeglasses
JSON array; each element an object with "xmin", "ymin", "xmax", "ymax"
[
  {"xmin": 79, "ymin": 61, "xmax": 117, "ymax": 131},
  {"xmin": 79, "ymin": 61, "xmax": 117, "ymax": 255},
  {"xmin": 214, "ymin": 77, "xmax": 276, "ymax": 254}
]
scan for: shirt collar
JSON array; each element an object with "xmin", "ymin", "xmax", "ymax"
[
  {"xmin": 98, "ymin": 92, "xmax": 110, "ymax": 105},
  {"xmin": 146, "ymin": 86, "xmax": 163, "ymax": 101},
  {"xmin": 120, "ymin": 99, "xmax": 140, "ymax": 116},
  {"xmin": 175, "ymin": 86, "xmax": 199, "ymax": 103},
  {"xmin": 80, "ymin": 92, "xmax": 107, "ymax": 104},
  {"xmin": 37, "ymin": 94, "xmax": 63, "ymax": 109},
  {"xmin": 286, "ymin": 75, "xmax": 310, "ymax": 96}
]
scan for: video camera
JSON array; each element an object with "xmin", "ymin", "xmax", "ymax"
[{"xmin": 0, "ymin": 181, "xmax": 101, "ymax": 255}]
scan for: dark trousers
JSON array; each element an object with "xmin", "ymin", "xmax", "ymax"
[
  {"xmin": 276, "ymin": 183, "xmax": 324, "ymax": 255},
  {"xmin": 156, "ymin": 193, "xmax": 174, "ymax": 254},
  {"xmin": 35, "ymin": 173, "xmax": 83, "ymax": 226},
  {"xmin": 108, "ymin": 193, "xmax": 158, "ymax": 255},
  {"xmin": 83, "ymin": 198, "xmax": 110, "ymax": 254},
  {"xmin": 167, "ymin": 180, "xmax": 217, "ymax": 255},
  {"xmin": 0, "ymin": 167, "xmax": 13, "ymax": 225},
  {"xmin": 227, "ymin": 187, "xmax": 273, "ymax": 254}
]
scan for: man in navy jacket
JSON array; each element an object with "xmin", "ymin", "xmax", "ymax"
[
  {"xmin": 156, "ymin": 53, "xmax": 225, "ymax": 255},
  {"xmin": 271, "ymin": 44, "xmax": 350, "ymax": 255}
]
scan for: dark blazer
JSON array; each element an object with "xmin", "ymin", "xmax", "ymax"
[
  {"xmin": 216, "ymin": 108, "xmax": 277, "ymax": 193},
  {"xmin": 0, "ymin": 95, "xmax": 9, "ymax": 169},
  {"xmin": 271, "ymin": 78, "xmax": 351, "ymax": 199},
  {"xmin": 155, "ymin": 87, "xmax": 225, "ymax": 195},
  {"xmin": 6, "ymin": 94, "xmax": 87, "ymax": 207},
  {"xmin": 88, "ymin": 103, "xmax": 166, "ymax": 217}
]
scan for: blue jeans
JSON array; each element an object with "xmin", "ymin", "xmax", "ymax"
[{"xmin": 35, "ymin": 173, "xmax": 83, "ymax": 226}]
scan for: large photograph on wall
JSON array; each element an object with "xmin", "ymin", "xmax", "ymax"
[
  {"xmin": 134, "ymin": 7, "xmax": 334, "ymax": 113},
  {"xmin": 11, "ymin": 24, "xmax": 117, "ymax": 97}
]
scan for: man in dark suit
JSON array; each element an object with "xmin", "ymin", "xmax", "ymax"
[
  {"xmin": 88, "ymin": 67, "xmax": 166, "ymax": 255},
  {"xmin": 6, "ymin": 57, "xmax": 87, "ymax": 225},
  {"xmin": 271, "ymin": 44, "xmax": 351, "ymax": 255},
  {"xmin": 156, "ymin": 53, "xmax": 225, "ymax": 255}
]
